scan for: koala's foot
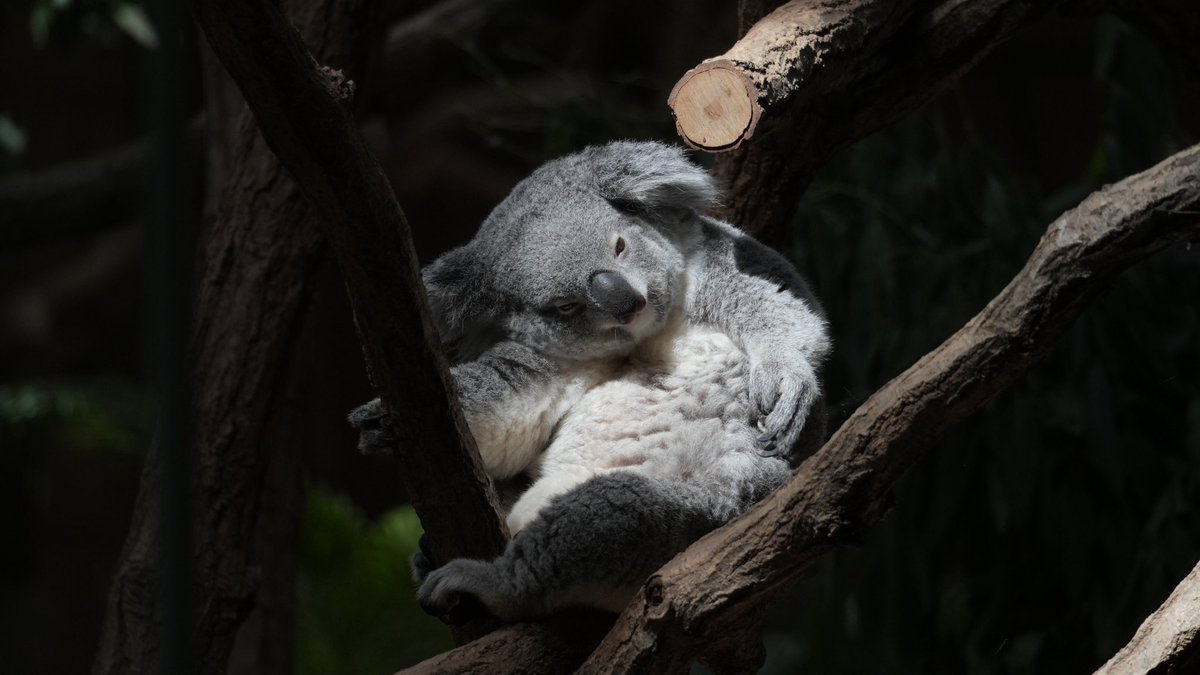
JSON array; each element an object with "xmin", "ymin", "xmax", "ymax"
[
  {"xmin": 347, "ymin": 398, "xmax": 394, "ymax": 455},
  {"xmin": 418, "ymin": 559, "xmax": 512, "ymax": 625}
]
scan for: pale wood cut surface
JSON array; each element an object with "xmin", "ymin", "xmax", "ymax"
[{"xmin": 668, "ymin": 62, "xmax": 760, "ymax": 151}]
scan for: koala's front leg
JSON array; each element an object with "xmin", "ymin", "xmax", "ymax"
[
  {"xmin": 347, "ymin": 397, "xmax": 395, "ymax": 455},
  {"xmin": 348, "ymin": 340, "xmax": 567, "ymax": 479},
  {"xmin": 690, "ymin": 220, "xmax": 832, "ymax": 459}
]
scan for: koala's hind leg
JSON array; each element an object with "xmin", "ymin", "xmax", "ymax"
[
  {"xmin": 418, "ymin": 472, "xmax": 723, "ymax": 623},
  {"xmin": 504, "ymin": 469, "xmax": 596, "ymax": 534}
]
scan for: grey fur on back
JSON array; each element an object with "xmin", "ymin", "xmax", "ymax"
[{"xmin": 350, "ymin": 140, "xmax": 830, "ymax": 624}]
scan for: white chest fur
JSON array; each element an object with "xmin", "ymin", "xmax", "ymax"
[{"xmin": 503, "ymin": 323, "xmax": 762, "ymax": 532}]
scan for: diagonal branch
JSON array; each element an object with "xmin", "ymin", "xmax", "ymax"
[
  {"xmin": 191, "ymin": 0, "xmax": 508, "ymax": 564},
  {"xmin": 1094, "ymin": 558, "xmax": 1200, "ymax": 674},
  {"xmin": 576, "ymin": 143, "xmax": 1200, "ymax": 672}
]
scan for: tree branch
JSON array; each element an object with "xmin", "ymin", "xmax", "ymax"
[
  {"xmin": 667, "ymin": 0, "xmax": 915, "ymax": 152},
  {"xmin": 381, "ymin": 0, "xmax": 522, "ymax": 66},
  {"xmin": 94, "ymin": 1, "xmax": 387, "ymax": 673},
  {"xmin": 671, "ymin": 0, "xmax": 1105, "ymax": 243},
  {"xmin": 574, "ymin": 143, "xmax": 1200, "ymax": 672},
  {"xmin": 190, "ymin": 0, "xmax": 507, "ymax": 565},
  {"xmin": 394, "ymin": 612, "xmax": 613, "ymax": 675},
  {"xmin": 1095, "ymin": 558, "xmax": 1200, "ymax": 675},
  {"xmin": 0, "ymin": 119, "xmax": 202, "ymax": 248}
]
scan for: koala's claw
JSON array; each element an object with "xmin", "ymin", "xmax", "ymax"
[
  {"xmin": 750, "ymin": 361, "xmax": 817, "ymax": 459},
  {"xmin": 755, "ymin": 433, "xmax": 782, "ymax": 458},
  {"xmin": 417, "ymin": 559, "xmax": 501, "ymax": 626},
  {"xmin": 347, "ymin": 398, "xmax": 395, "ymax": 455},
  {"xmin": 418, "ymin": 584, "xmax": 487, "ymax": 627}
]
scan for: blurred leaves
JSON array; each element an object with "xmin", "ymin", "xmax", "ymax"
[
  {"xmin": 0, "ymin": 380, "xmax": 148, "ymax": 456},
  {"xmin": 109, "ymin": 3, "xmax": 156, "ymax": 49},
  {"xmin": 296, "ymin": 489, "xmax": 453, "ymax": 675},
  {"xmin": 29, "ymin": 0, "xmax": 157, "ymax": 50},
  {"xmin": 0, "ymin": 114, "xmax": 28, "ymax": 158}
]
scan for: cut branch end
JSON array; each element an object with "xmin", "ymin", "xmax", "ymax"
[{"xmin": 668, "ymin": 61, "xmax": 761, "ymax": 152}]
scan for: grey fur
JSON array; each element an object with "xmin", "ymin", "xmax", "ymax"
[{"xmin": 349, "ymin": 141, "xmax": 830, "ymax": 623}]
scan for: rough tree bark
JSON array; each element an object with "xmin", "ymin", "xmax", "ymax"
[
  {"xmin": 1095, "ymin": 558, "xmax": 1200, "ymax": 675},
  {"xmin": 189, "ymin": 0, "xmax": 508, "ymax": 564},
  {"xmin": 91, "ymin": 2, "xmax": 379, "ymax": 674}
]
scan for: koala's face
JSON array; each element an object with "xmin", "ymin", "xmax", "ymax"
[
  {"xmin": 424, "ymin": 141, "xmax": 716, "ymax": 363},
  {"xmin": 493, "ymin": 192, "xmax": 687, "ymax": 361}
]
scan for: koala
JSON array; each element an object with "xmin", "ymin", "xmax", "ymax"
[{"xmin": 350, "ymin": 141, "xmax": 830, "ymax": 624}]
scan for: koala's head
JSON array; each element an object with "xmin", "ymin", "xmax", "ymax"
[{"xmin": 424, "ymin": 141, "xmax": 718, "ymax": 362}]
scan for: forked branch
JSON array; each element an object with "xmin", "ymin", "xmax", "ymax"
[{"xmin": 190, "ymin": 0, "xmax": 508, "ymax": 564}]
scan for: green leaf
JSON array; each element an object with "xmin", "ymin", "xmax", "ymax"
[
  {"xmin": 29, "ymin": 3, "xmax": 54, "ymax": 47},
  {"xmin": 0, "ymin": 115, "xmax": 27, "ymax": 156},
  {"xmin": 111, "ymin": 3, "xmax": 158, "ymax": 49}
]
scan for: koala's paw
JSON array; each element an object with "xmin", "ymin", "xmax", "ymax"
[
  {"xmin": 347, "ymin": 398, "xmax": 394, "ymax": 455},
  {"xmin": 417, "ymin": 559, "xmax": 501, "ymax": 626},
  {"xmin": 750, "ymin": 359, "xmax": 819, "ymax": 458}
]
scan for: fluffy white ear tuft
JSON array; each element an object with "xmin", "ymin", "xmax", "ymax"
[{"xmin": 590, "ymin": 141, "xmax": 719, "ymax": 214}]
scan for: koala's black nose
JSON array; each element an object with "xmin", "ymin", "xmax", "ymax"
[{"xmin": 589, "ymin": 271, "xmax": 646, "ymax": 323}]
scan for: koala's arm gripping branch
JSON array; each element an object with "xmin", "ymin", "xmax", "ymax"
[
  {"xmin": 450, "ymin": 341, "xmax": 568, "ymax": 480},
  {"xmin": 192, "ymin": 0, "xmax": 508, "ymax": 563}
]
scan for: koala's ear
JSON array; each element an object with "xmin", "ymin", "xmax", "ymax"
[
  {"xmin": 422, "ymin": 245, "xmax": 499, "ymax": 360},
  {"xmin": 593, "ymin": 141, "xmax": 719, "ymax": 215}
]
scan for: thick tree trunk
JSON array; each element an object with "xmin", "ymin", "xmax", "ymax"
[
  {"xmin": 191, "ymin": 0, "xmax": 509, "ymax": 567},
  {"xmin": 92, "ymin": 2, "xmax": 378, "ymax": 674}
]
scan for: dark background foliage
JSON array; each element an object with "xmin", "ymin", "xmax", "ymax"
[{"xmin": 0, "ymin": 1, "xmax": 1196, "ymax": 673}]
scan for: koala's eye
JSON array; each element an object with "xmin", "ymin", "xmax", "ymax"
[
  {"xmin": 555, "ymin": 302, "xmax": 583, "ymax": 316},
  {"xmin": 614, "ymin": 237, "xmax": 626, "ymax": 257}
]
